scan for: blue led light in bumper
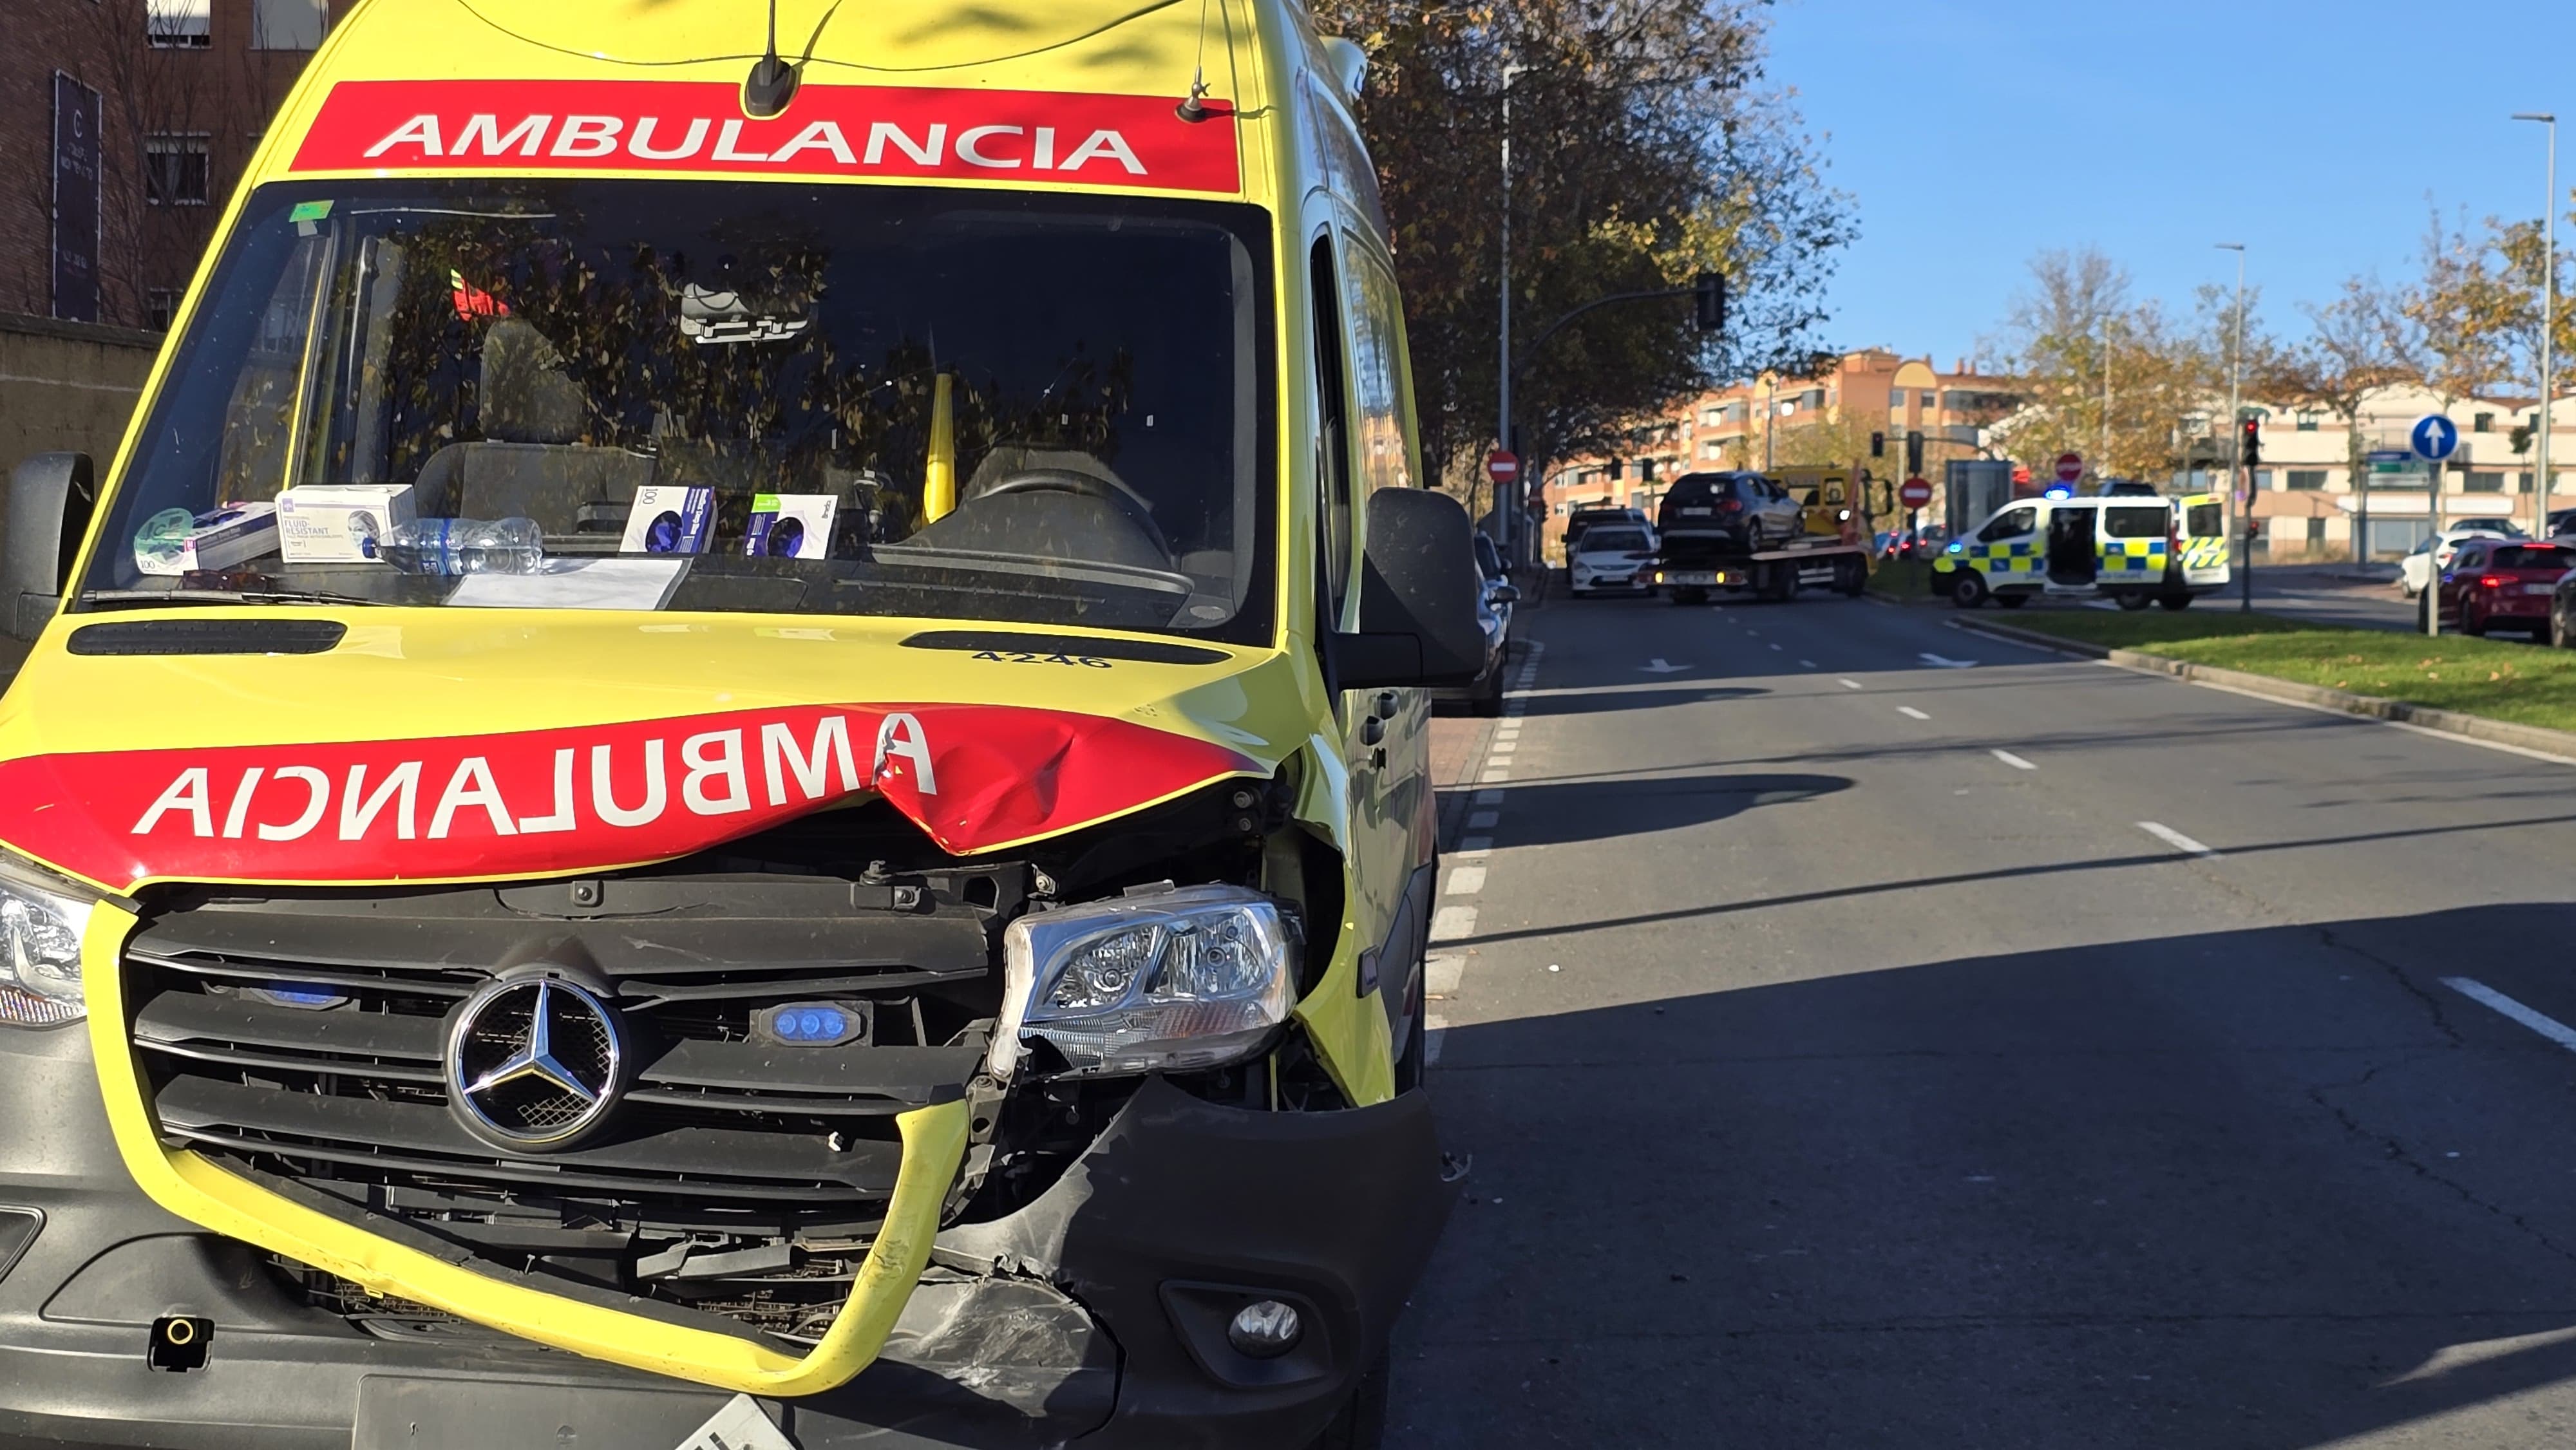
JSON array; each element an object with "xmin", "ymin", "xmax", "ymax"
[{"xmin": 757, "ymin": 1001, "xmax": 867, "ymax": 1046}]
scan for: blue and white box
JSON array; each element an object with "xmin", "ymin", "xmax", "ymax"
[
  {"xmin": 744, "ymin": 494, "xmax": 838, "ymax": 560},
  {"xmin": 621, "ymin": 485, "xmax": 715, "ymax": 555}
]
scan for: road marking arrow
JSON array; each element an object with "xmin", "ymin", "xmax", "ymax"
[
  {"xmin": 1640, "ymin": 658, "xmax": 1688, "ymax": 673},
  {"xmin": 1918, "ymin": 652, "xmax": 1979, "ymax": 668}
]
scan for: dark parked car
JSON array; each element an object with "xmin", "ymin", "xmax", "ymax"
[
  {"xmin": 1435, "ymin": 532, "xmax": 1520, "ymax": 715},
  {"xmin": 2437, "ymin": 539, "xmax": 2576, "ymax": 639},
  {"xmin": 1655, "ymin": 472, "xmax": 1805, "ymax": 552}
]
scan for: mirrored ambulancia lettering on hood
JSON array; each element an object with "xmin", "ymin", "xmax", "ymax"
[{"xmin": 0, "ymin": 702, "xmax": 1260, "ymax": 890}]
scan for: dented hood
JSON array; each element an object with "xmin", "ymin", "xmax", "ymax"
[{"xmin": 0, "ymin": 614, "xmax": 1299, "ymax": 892}]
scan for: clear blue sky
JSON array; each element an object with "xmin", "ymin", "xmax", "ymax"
[{"xmin": 1766, "ymin": 0, "xmax": 2576, "ymax": 370}]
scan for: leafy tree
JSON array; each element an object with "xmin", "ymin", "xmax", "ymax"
[{"xmin": 1312, "ymin": 0, "xmax": 1852, "ymax": 525}]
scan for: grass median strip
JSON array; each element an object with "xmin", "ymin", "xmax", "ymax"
[{"xmin": 1996, "ymin": 610, "xmax": 2576, "ymax": 733}]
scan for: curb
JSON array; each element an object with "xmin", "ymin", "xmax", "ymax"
[{"xmin": 1953, "ymin": 618, "xmax": 2576, "ymax": 761}]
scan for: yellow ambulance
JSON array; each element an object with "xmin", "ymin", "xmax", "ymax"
[{"xmin": 0, "ymin": 3, "xmax": 1480, "ymax": 1445}]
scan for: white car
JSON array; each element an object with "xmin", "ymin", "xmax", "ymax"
[
  {"xmin": 2401, "ymin": 528, "xmax": 2515, "ymax": 598},
  {"xmin": 1569, "ymin": 524, "xmax": 1659, "ymax": 596}
]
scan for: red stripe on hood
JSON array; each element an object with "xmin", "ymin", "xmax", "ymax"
[{"xmin": 0, "ymin": 703, "xmax": 1258, "ymax": 891}]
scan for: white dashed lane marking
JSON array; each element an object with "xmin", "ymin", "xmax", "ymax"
[
  {"xmin": 1445, "ymin": 865, "xmax": 1487, "ymax": 895},
  {"xmin": 1897, "ymin": 706, "xmax": 1930, "ymax": 720},
  {"xmin": 2137, "ymin": 821, "xmax": 2218, "ymax": 856},
  {"xmin": 1839, "ymin": 679, "xmax": 1864, "ymax": 690},
  {"xmin": 2444, "ymin": 977, "xmax": 2576, "ymax": 1053},
  {"xmin": 1990, "ymin": 749, "xmax": 2036, "ymax": 771},
  {"xmin": 1429, "ymin": 905, "xmax": 1479, "ymax": 942}
]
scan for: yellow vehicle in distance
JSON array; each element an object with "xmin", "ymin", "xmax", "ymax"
[{"xmin": 0, "ymin": 2, "xmax": 1481, "ymax": 1446}]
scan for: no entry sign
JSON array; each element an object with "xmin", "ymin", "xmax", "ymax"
[
  {"xmin": 1487, "ymin": 450, "xmax": 1519, "ymax": 485},
  {"xmin": 2054, "ymin": 453, "xmax": 2084, "ymax": 484},
  {"xmin": 1899, "ymin": 476, "xmax": 1933, "ymax": 509}
]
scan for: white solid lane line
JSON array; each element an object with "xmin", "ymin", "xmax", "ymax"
[
  {"xmin": 1839, "ymin": 679, "xmax": 1864, "ymax": 690},
  {"xmin": 1990, "ymin": 749, "xmax": 2036, "ymax": 770},
  {"xmin": 2137, "ymin": 821, "xmax": 2218, "ymax": 856},
  {"xmin": 1897, "ymin": 706, "xmax": 1930, "ymax": 720},
  {"xmin": 2443, "ymin": 977, "xmax": 2576, "ymax": 1053}
]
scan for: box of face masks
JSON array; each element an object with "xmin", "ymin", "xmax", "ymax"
[
  {"xmin": 133, "ymin": 503, "xmax": 279, "ymax": 576},
  {"xmin": 276, "ymin": 484, "xmax": 417, "ymax": 563},
  {"xmin": 744, "ymin": 494, "xmax": 838, "ymax": 560},
  {"xmin": 621, "ymin": 486, "xmax": 715, "ymax": 554}
]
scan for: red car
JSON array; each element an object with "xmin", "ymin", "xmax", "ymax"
[{"xmin": 2430, "ymin": 539, "xmax": 2576, "ymax": 639}]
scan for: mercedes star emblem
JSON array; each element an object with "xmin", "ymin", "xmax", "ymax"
[{"xmin": 444, "ymin": 976, "xmax": 624, "ymax": 1151}]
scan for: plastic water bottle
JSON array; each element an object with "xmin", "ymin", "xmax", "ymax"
[{"xmin": 381, "ymin": 518, "xmax": 545, "ymax": 576}]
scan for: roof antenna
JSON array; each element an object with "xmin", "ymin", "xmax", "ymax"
[
  {"xmin": 1175, "ymin": 0, "xmax": 1214, "ymax": 121},
  {"xmin": 744, "ymin": 0, "xmax": 799, "ymax": 119}
]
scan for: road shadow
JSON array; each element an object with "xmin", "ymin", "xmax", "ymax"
[
  {"xmin": 1394, "ymin": 903, "xmax": 2576, "ymax": 1449},
  {"xmin": 1512, "ymin": 685, "xmax": 1768, "ymax": 717},
  {"xmin": 1434, "ymin": 771, "xmax": 1850, "ymax": 850}
]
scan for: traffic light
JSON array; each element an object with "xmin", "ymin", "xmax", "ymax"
[
  {"xmin": 1607, "ymin": 457, "xmax": 1623, "ymax": 481},
  {"xmin": 1692, "ymin": 272, "xmax": 1725, "ymax": 333},
  {"xmin": 1905, "ymin": 429, "xmax": 1924, "ymax": 476},
  {"xmin": 1870, "ymin": 431, "xmax": 1885, "ymax": 458},
  {"xmin": 2239, "ymin": 417, "xmax": 2262, "ymax": 468}
]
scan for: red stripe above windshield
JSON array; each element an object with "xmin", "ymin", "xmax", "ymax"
[{"xmin": 289, "ymin": 79, "xmax": 1241, "ymax": 194}]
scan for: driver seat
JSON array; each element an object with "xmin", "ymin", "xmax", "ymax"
[{"xmin": 907, "ymin": 445, "xmax": 1173, "ymax": 569}]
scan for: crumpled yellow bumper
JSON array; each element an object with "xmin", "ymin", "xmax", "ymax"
[{"xmin": 80, "ymin": 901, "xmax": 969, "ymax": 1395}]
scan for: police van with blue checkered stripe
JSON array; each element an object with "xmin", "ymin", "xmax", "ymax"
[{"xmin": 1931, "ymin": 492, "xmax": 2230, "ymax": 611}]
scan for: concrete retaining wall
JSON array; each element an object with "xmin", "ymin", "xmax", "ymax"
[{"xmin": 0, "ymin": 311, "xmax": 161, "ymax": 588}]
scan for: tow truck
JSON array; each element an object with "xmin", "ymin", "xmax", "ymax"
[{"xmin": 1651, "ymin": 465, "xmax": 1875, "ymax": 603}]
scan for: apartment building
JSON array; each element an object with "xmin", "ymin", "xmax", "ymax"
[
  {"xmin": 2232, "ymin": 386, "xmax": 2576, "ymax": 560},
  {"xmin": 1540, "ymin": 349, "xmax": 2022, "ymax": 552}
]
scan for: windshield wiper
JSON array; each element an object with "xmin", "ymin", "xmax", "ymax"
[{"xmin": 79, "ymin": 587, "xmax": 390, "ymax": 610}]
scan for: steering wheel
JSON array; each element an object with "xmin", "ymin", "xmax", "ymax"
[{"xmin": 973, "ymin": 468, "xmax": 1171, "ymax": 558}]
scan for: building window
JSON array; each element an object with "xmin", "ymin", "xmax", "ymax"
[
  {"xmin": 2286, "ymin": 469, "xmax": 2327, "ymax": 491},
  {"xmin": 144, "ymin": 288, "xmax": 183, "ymax": 331},
  {"xmin": 251, "ymin": 0, "xmax": 328, "ymax": 49},
  {"xmin": 2297, "ymin": 411, "xmax": 2320, "ymax": 431},
  {"xmin": 2251, "ymin": 469, "xmax": 2273, "ymax": 491},
  {"xmin": 1920, "ymin": 391, "xmax": 1937, "ymax": 408},
  {"xmin": 2463, "ymin": 470, "xmax": 2505, "ymax": 493},
  {"xmin": 1701, "ymin": 407, "xmax": 1721, "ymax": 426},
  {"xmin": 144, "ymin": 134, "xmax": 211, "ymax": 205},
  {"xmin": 147, "ymin": 0, "xmax": 212, "ymax": 47},
  {"xmin": 2474, "ymin": 412, "xmax": 2495, "ymax": 434},
  {"xmin": 2307, "ymin": 518, "xmax": 2326, "ymax": 545}
]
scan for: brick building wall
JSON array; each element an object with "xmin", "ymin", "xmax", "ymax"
[{"xmin": 0, "ymin": 0, "xmax": 327, "ymax": 330}]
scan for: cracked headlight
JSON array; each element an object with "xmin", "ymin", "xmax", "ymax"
[
  {"xmin": 989, "ymin": 885, "xmax": 1294, "ymax": 1079},
  {"xmin": 0, "ymin": 857, "xmax": 96, "ymax": 1028}
]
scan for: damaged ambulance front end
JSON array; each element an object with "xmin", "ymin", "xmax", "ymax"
[{"xmin": 0, "ymin": 2, "xmax": 1465, "ymax": 1445}]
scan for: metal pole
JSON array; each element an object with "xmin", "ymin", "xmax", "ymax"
[
  {"xmin": 2519, "ymin": 113, "xmax": 2558, "ymax": 538},
  {"xmin": 2218, "ymin": 243, "xmax": 2248, "ymax": 611},
  {"xmin": 1497, "ymin": 64, "xmax": 1513, "ymax": 563},
  {"xmin": 2100, "ymin": 317, "xmax": 2112, "ymax": 480}
]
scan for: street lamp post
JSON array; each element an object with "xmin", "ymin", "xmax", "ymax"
[
  {"xmin": 2216, "ymin": 243, "xmax": 2248, "ymax": 611},
  {"xmin": 2515, "ymin": 113, "xmax": 2556, "ymax": 540},
  {"xmin": 1497, "ymin": 61, "xmax": 1528, "ymax": 563}
]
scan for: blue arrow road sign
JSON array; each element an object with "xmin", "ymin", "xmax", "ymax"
[{"xmin": 2411, "ymin": 413, "xmax": 2459, "ymax": 462}]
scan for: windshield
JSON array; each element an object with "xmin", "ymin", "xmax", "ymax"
[
  {"xmin": 1581, "ymin": 529, "xmax": 1649, "ymax": 552},
  {"xmin": 80, "ymin": 180, "xmax": 1275, "ymax": 643}
]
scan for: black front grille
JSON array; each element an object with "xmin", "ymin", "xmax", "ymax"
[{"xmin": 122, "ymin": 872, "xmax": 1012, "ymax": 1248}]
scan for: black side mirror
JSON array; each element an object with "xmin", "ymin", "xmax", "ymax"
[
  {"xmin": 1332, "ymin": 488, "xmax": 1486, "ymax": 689},
  {"xmin": 5, "ymin": 453, "xmax": 96, "ymax": 641},
  {"xmin": 1489, "ymin": 583, "xmax": 1522, "ymax": 605}
]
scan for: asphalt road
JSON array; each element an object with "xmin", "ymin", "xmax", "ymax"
[{"xmin": 1393, "ymin": 584, "xmax": 2576, "ymax": 1448}]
